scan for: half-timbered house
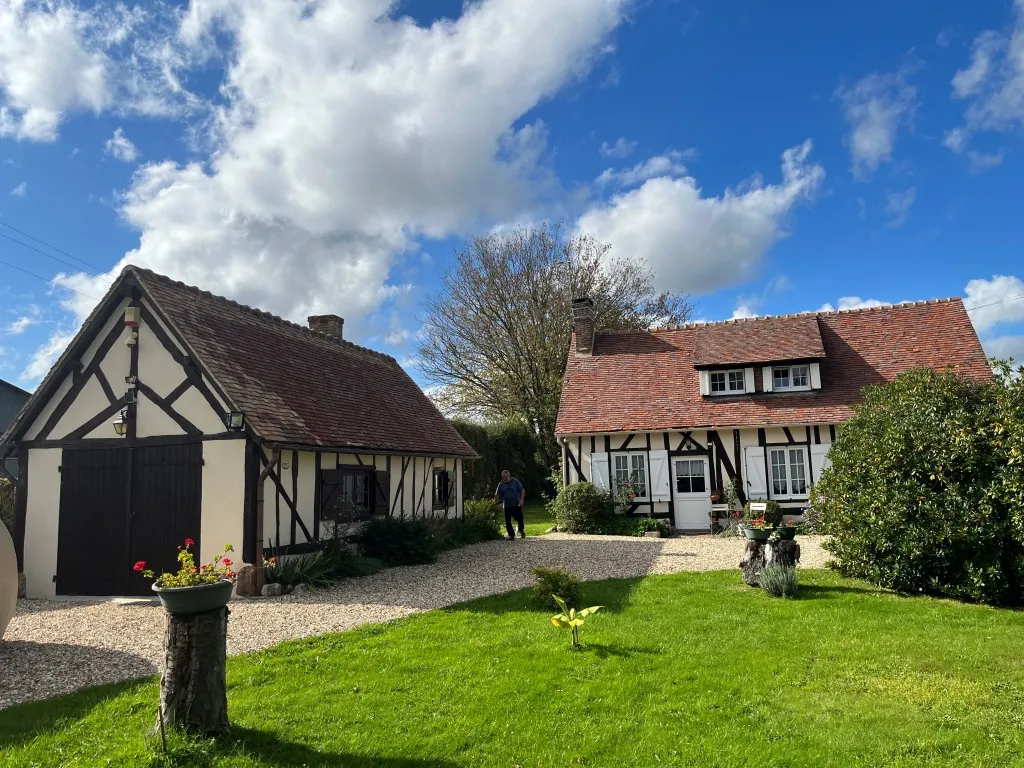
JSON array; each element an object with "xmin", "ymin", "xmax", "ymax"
[
  {"xmin": 555, "ymin": 297, "xmax": 991, "ymax": 531},
  {"xmin": 0, "ymin": 266, "xmax": 475, "ymax": 598}
]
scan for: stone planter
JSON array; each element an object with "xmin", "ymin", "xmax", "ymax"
[
  {"xmin": 740, "ymin": 526, "xmax": 771, "ymax": 542},
  {"xmin": 643, "ymin": 530, "xmax": 662, "ymax": 538},
  {"xmin": 153, "ymin": 580, "xmax": 234, "ymax": 616}
]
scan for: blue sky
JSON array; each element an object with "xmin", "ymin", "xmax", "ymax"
[{"xmin": 1, "ymin": 0, "xmax": 1023, "ymax": 391}]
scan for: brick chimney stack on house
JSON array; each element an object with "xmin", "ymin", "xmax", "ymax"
[
  {"xmin": 571, "ymin": 297, "xmax": 595, "ymax": 355},
  {"xmin": 308, "ymin": 314, "xmax": 344, "ymax": 339}
]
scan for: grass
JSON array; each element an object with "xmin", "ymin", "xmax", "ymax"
[
  {"xmin": 522, "ymin": 500, "xmax": 554, "ymax": 536},
  {"xmin": 2, "ymin": 570, "xmax": 1024, "ymax": 767}
]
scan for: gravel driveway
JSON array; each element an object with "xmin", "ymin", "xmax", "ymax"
[{"xmin": 0, "ymin": 534, "xmax": 827, "ymax": 709}]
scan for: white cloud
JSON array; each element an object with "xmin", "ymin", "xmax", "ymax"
[
  {"xmin": 835, "ymin": 65, "xmax": 917, "ymax": 180},
  {"xmin": 885, "ymin": 187, "xmax": 916, "ymax": 228},
  {"xmin": 5, "ymin": 316, "xmax": 35, "ymax": 334},
  {"xmin": 0, "ymin": 1, "xmax": 201, "ymax": 142},
  {"xmin": 936, "ymin": 28, "xmax": 955, "ymax": 49},
  {"xmin": 576, "ymin": 140, "xmax": 824, "ymax": 295},
  {"xmin": 967, "ymin": 149, "xmax": 1005, "ymax": 173},
  {"xmin": 942, "ymin": 127, "xmax": 968, "ymax": 153},
  {"xmin": 20, "ymin": 329, "xmax": 75, "ymax": 383},
  {"xmin": 817, "ymin": 297, "xmax": 888, "ymax": 313},
  {"xmin": 983, "ymin": 334, "xmax": 1024, "ymax": 362},
  {"xmin": 56, "ymin": 0, "xmax": 630, "ymax": 330},
  {"xmin": 9, "ymin": 181, "xmax": 26, "ymax": 196},
  {"xmin": 947, "ymin": 1, "xmax": 1024, "ymax": 149},
  {"xmin": 599, "ymin": 137, "xmax": 637, "ymax": 158},
  {"xmin": 731, "ymin": 300, "xmax": 758, "ymax": 319},
  {"xmin": 595, "ymin": 148, "xmax": 696, "ymax": 187},
  {"xmin": 964, "ymin": 274, "xmax": 1024, "ymax": 331},
  {"xmin": 104, "ymin": 127, "xmax": 138, "ymax": 162}
]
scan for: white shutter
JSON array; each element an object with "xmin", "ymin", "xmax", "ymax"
[
  {"xmin": 648, "ymin": 450, "xmax": 671, "ymax": 501},
  {"xmin": 744, "ymin": 367, "xmax": 755, "ymax": 393},
  {"xmin": 810, "ymin": 362, "xmax": 822, "ymax": 390},
  {"xmin": 591, "ymin": 452, "xmax": 610, "ymax": 491},
  {"xmin": 762, "ymin": 366, "xmax": 774, "ymax": 393},
  {"xmin": 810, "ymin": 443, "xmax": 832, "ymax": 483},
  {"xmin": 699, "ymin": 370, "xmax": 710, "ymax": 396},
  {"xmin": 744, "ymin": 447, "xmax": 767, "ymax": 499}
]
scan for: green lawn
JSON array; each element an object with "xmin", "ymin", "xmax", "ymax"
[
  {"xmin": 3, "ymin": 570, "xmax": 1024, "ymax": 767},
  {"xmin": 522, "ymin": 500, "xmax": 554, "ymax": 536}
]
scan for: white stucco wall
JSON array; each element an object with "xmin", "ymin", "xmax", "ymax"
[
  {"xmin": 138, "ymin": 312, "xmax": 187, "ymax": 399},
  {"xmin": 22, "ymin": 448, "xmax": 62, "ymax": 599},
  {"xmin": 200, "ymin": 440, "xmax": 246, "ymax": 567}
]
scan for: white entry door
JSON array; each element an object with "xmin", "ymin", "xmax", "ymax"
[{"xmin": 672, "ymin": 457, "xmax": 711, "ymax": 530}]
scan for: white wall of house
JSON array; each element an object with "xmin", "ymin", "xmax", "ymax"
[
  {"xmin": 22, "ymin": 448, "xmax": 62, "ymax": 598},
  {"xmin": 561, "ymin": 424, "xmax": 837, "ymax": 530},
  {"xmin": 200, "ymin": 440, "xmax": 247, "ymax": 567}
]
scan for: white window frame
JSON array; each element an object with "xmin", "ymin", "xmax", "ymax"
[
  {"xmin": 707, "ymin": 368, "xmax": 746, "ymax": 396},
  {"xmin": 673, "ymin": 458, "xmax": 708, "ymax": 495},
  {"xmin": 612, "ymin": 452, "xmax": 650, "ymax": 500},
  {"xmin": 769, "ymin": 446, "xmax": 809, "ymax": 500},
  {"xmin": 771, "ymin": 364, "xmax": 812, "ymax": 392}
]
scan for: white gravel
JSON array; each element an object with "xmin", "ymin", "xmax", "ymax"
[{"xmin": 0, "ymin": 534, "xmax": 828, "ymax": 709}]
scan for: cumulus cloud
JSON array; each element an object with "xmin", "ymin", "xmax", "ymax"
[
  {"xmin": 968, "ymin": 149, "xmax": 1005, "ymax": 173},
  {"xmin": 817, "ymin": 297, "xmax": 888, "ymax": 313},
  {"xmin": 576, "ymin": 140, "xmax": 824, "ymax": 295},
  {"xmin": 104, "ymin": 126, "xmax": 138, "ymax": 161},
  {"xmin": 885, "ymin": 187, "xmax": 916, "ymax": 228},
  {"xmin": 5, "ymin": 315, "xmax": 35, "ymax": 334},
  {"xmin": 946, "ymin": 1, "xmax": 1024, "ymax": 150},
  {"xmin": 9, "ymin": 181, "xmax": 26, "ymax": 196},
  {"xmin": 599, "ymin": 137, "xmax": 637, "ymax": 158},
  {"xmin": 835, "ymin": 65, "xmax": 918, "ymax": 180},
  {"xmin": 595, "ymin": 148, "xmax": 696, "ymax": 187},
  {"xmin": 55, "ymin": 0, "xmax": 630, "ymax": 329},
  {"xmin": 983, "ymin": 334, "xmax": 1024, "ymax": 362},
  {"xmin": 964, "ymin": 274, "xmax": 1024, "ymax": 332},
  {"xmin": 20, "ymin": 329, "xmax": 76, "ymax": 382}
]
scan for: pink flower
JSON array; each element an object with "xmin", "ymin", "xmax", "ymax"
[
  {"xmin": 133, "ymin": 561, "xmax": 146, "ymax": 572},
  {"xmin": 184, "ymin": 537, "xmax": 195, "ymax": 548}
]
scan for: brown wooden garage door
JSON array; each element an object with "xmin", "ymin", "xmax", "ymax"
[{"xmin": 56, "ymin": 443, "xmax": 203, "ymax": 596}]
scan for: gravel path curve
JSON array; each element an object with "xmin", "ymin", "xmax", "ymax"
[{"xmin": 0, "ymin": 534, "xmax": 828, "ymax": 709}]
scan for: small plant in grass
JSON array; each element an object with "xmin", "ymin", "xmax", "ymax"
[
  {"xmin": 531, "ymin": 566, "xmax": 582, "ymax": 610},
  {"xmin": 550, "ymin": 595, "xmax": 602, "ymax": 649},
  {"xmin": 134, "ymin": 539, "xmax": 235, "ymax": 587},
  {"xmin": 760, "ymin": 563, "xmax": 798, "ymax": 598}
]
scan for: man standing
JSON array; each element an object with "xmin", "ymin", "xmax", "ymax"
[{"xmin": 495, "ymin": 470, "xmax": 526, "ymax": 540}]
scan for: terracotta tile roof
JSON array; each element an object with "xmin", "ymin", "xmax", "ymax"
[
  {"xmin": 131, "ymin": 268, "xmax": 476, "ymax": 457},
  {"xmin": 693, "ymin": 314, "xmax": 824, "ymax": 366},
  {"xmin": 555, "ymin": 299, "xmax": 992, "ymax": 435}
]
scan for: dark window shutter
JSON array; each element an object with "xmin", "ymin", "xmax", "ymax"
[
  {"xmin": 374, "ymin": 469, "xmax": 390, "ymax": 516},
  {"xmin": 443, "ymin": 470, "xmax": 452, "ymax": 508}
]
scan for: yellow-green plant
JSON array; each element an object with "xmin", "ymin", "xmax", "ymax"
[{"xmin": 550, "ymin": 594, "xmax": 602, "ymax": 648}]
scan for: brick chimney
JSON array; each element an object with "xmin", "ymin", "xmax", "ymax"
[
  {"xmin": 571, "ymin": 297, "xmax": 595, "ymax": 355},
  {"xmin": 307, "ymin": 314, "xmax": 344, "ymax": 339}
]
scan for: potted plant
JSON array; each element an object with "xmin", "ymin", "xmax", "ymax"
[
  {"xmin": 710, "ymin": 487, "xmax": 722, "ymax": 503},
  {"xmin": 135, "ymin": 539, "xmax": 237, "ymax": 615},
  {"xmin": 776, "ymin": 520, "xmax": 800, "ymax": 540},
  {"xmin": 740, "ymin": 516, "xmax": 772, "ymax": 541}
]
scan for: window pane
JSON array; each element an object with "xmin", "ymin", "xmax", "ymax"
[
  {"xmin": 710, "ymin": 372, "xmax": 726, "ymax": 392},
  {"xmin": 676, "ymin": 476, "xmax": 691, "ymax": 493},
  {"xmin": 728, "ymin": 371, "xmax": 744, "ymax": 391},
  {"xmin": 792, "ymin": 365, "xmax": 809, "ymax": 387},
  {"xmin": 773, "ymin": 368, "xmax": 790, "ymax": 388},
  {"xmin": 631, "ymin": 454, "xmax": 648, "ymax": 497},
  {"xmin": 691, "ymin": 467, "xmax": 706, "ymax": 493},
  {"xmin": 770, "ymin": 449, "xmax": 788, "ymax": 495},
  {"xmin": 789, "ymin": 449, "xmax": 807, "ymax": 495}
]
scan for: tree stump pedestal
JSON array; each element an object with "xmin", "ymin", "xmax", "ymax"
[
  {"xmin": 158, "ymin": 606, "xmax": 230, "ymax": 735},
  {"xmin": 740, "ymin": 538, "xmax": 801, "ymax": 586}
]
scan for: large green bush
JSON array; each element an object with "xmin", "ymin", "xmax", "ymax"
[
  {"xmin": 358, "ymin": 518, "xmax": 437, "ymax": 566},
  {"xmin": 815, "ymin": 366, "xmax": 1024, "ymax": 606},
  {"xmin": 548, "ymin": 481, "xmax": 621, "ymax": 533}
]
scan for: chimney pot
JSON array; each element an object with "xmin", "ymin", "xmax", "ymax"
[
  {"xmin": 308, "ymin": 314, "xmax": 344, "ymax": 339},
  {"xmin": 571, "ymin": 297, "xmax": 595, "ymax": 355}
]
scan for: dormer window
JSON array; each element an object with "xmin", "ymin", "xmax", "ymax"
[
  {"xmin": 709, "ymin": 369, "xmax": 746, "ymax": 395},
  {"xmin": 772, "ymin": 364, "xmax": 811, "ymax": 392}
]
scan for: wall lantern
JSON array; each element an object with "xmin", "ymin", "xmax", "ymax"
[
  {"xmin": 124, "ymin": 306, "xmax": 140, "ymax": 328},
  {"xmin": 112, "ymin": 408, "xmax": 130, "ymax": 436},
  {"xmin": 225, "ymin": 411, "xmax": 245, "ymax": 431}
]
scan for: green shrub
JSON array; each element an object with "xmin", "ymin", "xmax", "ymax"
[
  {"xmin": 548, "ymin": 482, "xmax": 617, "ymax": 533},
  {"xmin": 462, "ymin": 499, "xmax": 503, "ymax": 538},
  {"xmin": 263, "ymin": 549, "xmax": 339, "ymax": 591},
  {"xmin": 816, "ymin": 366, "xmax": 1024, "ymax": 606},
  {"xmin": 428, "ymin": 515, "xmax": 503, "ymax": 552},
  {"xmin": 358, "ymin": 517, "xmax": 437, "ymax": 566},
  {"xmin": 531, "ymin": 567, "xmax": 582, "ymax": 610},
  {"xmin": 743, "ymin": 499, "xmax": 783, "ymax": 526},
  {"xmin": 760, "ymin": 563, "xmax": 798, "ymax": 598},
  {"xmin": 0, "ymin": 478, "xmax": 13, "ymax": 535},
  {"xmin": 631, "ymin": 518, "xmax": 672, "ymax": 537}
]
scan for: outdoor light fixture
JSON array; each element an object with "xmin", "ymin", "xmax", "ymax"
[
  {"xmin": 123, "ymin": 306, "xmax": 140, "ymax": 328},
  {"xmin": 225, "ymin": 411, "xmax": 245, "ymax": 431},
  {"xmin": 112, "ymin": 408, "xmax": 130, "ymax": 437}
]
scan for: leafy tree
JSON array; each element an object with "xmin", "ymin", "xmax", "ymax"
[
  {"xmin": 815, "ymin": 365, "xmax": 1024, "ymax": 606},
  {"xmin": 419, "ymin": 223, "xmax": 691, "ymax": 468}
]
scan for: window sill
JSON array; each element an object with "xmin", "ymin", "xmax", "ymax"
[
  {"xmin": 771, "ymin": 386, "xmax": 812, "ymax": 393},
  {"xmin": 706, "ymin": 391, "xmax": 746, "ymax": 397}
]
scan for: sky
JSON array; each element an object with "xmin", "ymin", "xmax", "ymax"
[{"xmin": 1, "ymin": 0, "xmax": 1024, "ymax": 392}]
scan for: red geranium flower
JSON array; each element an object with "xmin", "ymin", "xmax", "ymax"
[
  {"xmin": 222, "ymin": 558, "xmax": 232, "ymax": 567},
  {"xmin": 133, "ymin": 561, "xmax": 146, "ymax": 572},
  {"xmin": 184, "ymin": 537, "xmax": 195, "ymax": 548}
]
